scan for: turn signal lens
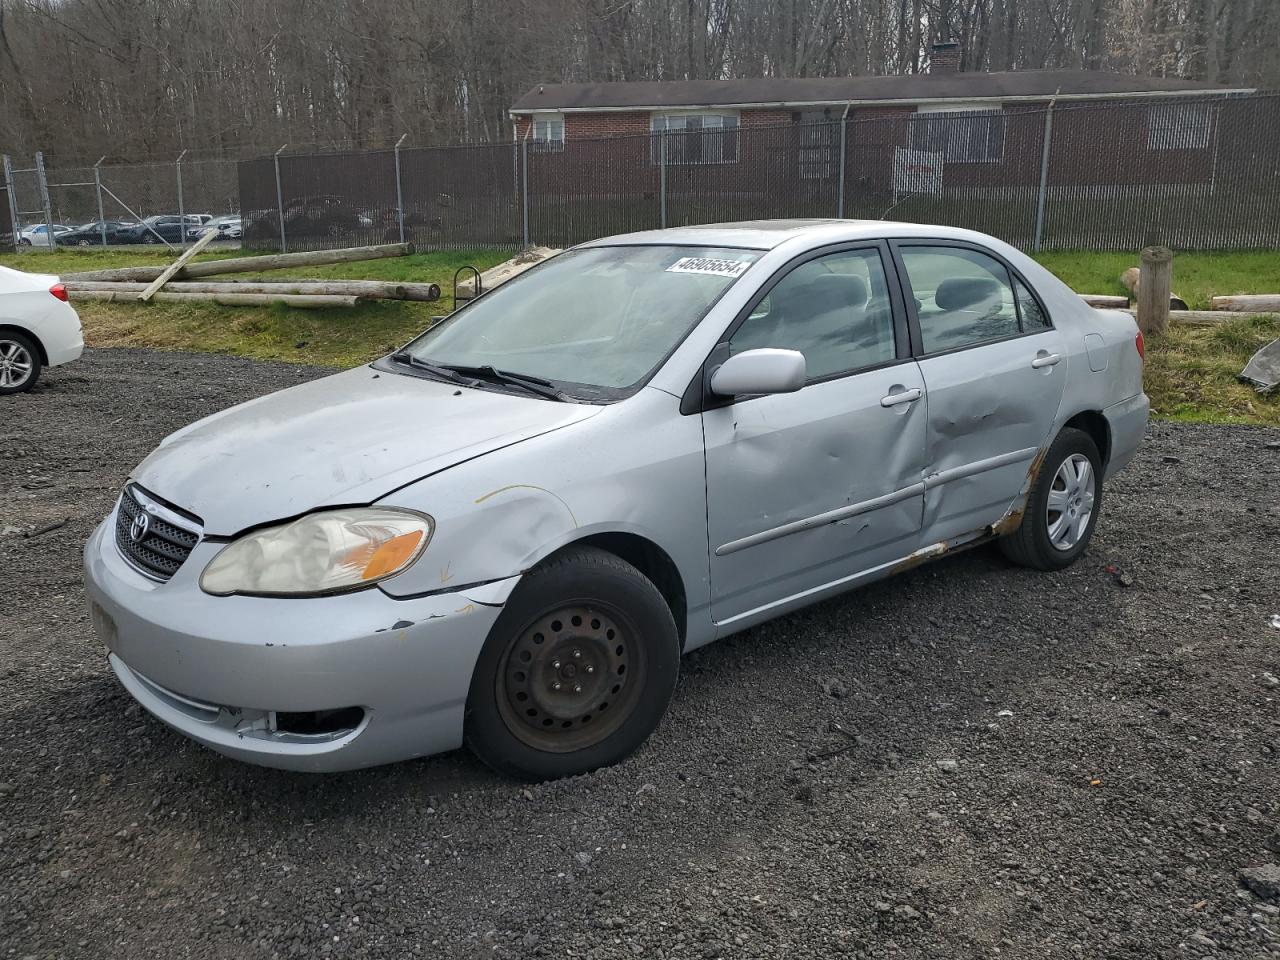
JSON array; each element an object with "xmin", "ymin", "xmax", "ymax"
[
  {"xmin": 355, "ymin": 530, "xmax": 425, "ymax": 580},
  {"xmin": 1135, "ymin": 330, "xmax": 1145, "ymax": 361}
]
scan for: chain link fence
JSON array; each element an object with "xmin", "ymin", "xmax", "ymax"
[
  {"xmin": 6, "ymin": 92, "xmax": 1279, "ymax": 254},
  {"xmin": 2, "ymin": 152, "xmax": 240, "ymax": 250}
]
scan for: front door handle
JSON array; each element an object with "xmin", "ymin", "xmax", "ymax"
[
  {"xmin": 1032, "ymin": 352, "xmax": 1061, "ymax": 369},
  {"xmin": 880, "ymin": 387, "xmax": 923, "ymax": 407}
]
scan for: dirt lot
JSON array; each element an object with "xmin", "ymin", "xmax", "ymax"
[{"xmin": 3, "ymin": 348, "xmax": 1280, "ymax": 959}]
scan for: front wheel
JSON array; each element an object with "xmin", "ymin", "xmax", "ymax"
[
  {"xmin": 999, "ymin": 427, "xmax": 1103, "ymax": 571},
  {"xmin": 465, "ymin": 546, "xmax": 680, "ymax": 780}
]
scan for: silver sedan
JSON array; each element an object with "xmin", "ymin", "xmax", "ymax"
[{"xmin": 83, "ymin": 220, "xmax": 1148, "ymax": 779}]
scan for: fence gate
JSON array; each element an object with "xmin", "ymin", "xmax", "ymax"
[{"xmin": 2, "ymin": 152, "xmax": 59, "ymax": 250}]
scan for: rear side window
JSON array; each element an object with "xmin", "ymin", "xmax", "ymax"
[{"xmin": 899, "ymin": 246, "xmax": 1021, "ymax": 353}]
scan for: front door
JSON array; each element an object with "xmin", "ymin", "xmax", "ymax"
[
  {"xmin": 892, "ymin": 241, "xmax": 1067, "ymax": 540},
  {"xmin": 702, "ymin": 244, "xmax": 928, "ymax": 626}
]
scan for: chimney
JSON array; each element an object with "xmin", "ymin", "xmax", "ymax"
[{"xmin": 930, "ymin": 41, "xmax": 961, "ymax": 74}]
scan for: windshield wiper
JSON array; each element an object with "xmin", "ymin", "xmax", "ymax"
[
  {"xmin": 435, "ymin": 363, "xmax": 570, "ymax": 402},
  {"xmin": 390, "ymin": 351, "xmax": 475, "ymax": 386}
]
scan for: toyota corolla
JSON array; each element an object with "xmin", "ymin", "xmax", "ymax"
[{"xmin": 84, "ymin": 220, "xmax": 1148, "ymax": 779}]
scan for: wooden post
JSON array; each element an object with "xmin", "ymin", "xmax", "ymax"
[
  {"xmin": 138, "ymin": 227, "xmax": 217, "ymax": 301},
  {"xmin": 1136, "ymin": 246, "xmax": 1172, "ymax": 336}
]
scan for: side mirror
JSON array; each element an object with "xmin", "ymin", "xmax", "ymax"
[{"xmin": 709, "ymin": 348, "xmax": 806, "ymax": 397}]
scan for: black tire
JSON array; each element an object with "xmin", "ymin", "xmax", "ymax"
[
  {"xmin": 465, "ymin": 546, "xmax": 680, "ymax": 780},
  {"xmin": 999, "ymin": 427, "xmax": 1103, "ymax": 571},
  {"xmin": 0, "ymin": 330, "xmax": 42, "ymax": 395}
]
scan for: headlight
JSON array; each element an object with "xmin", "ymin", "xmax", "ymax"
[{"xmin": 200, "ymin": 508, "xmax": 432, "ymax": 597}]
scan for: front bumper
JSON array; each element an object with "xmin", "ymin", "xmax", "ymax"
[{"xmin": 83, "ymin": 514, "xmax": 516, "ymax": 772}]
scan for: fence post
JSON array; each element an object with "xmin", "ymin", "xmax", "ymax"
[
  {"xmin": 175, "ymin": 149, "xmax": 187, "ymax": 247},
  {"xmin": 273, "ymin": 144, "xmax": 289, "ymax": 253},
  {"xmin": 1136, "ymin": 246, "xmax": 1172, "ymax": 336},
  {"xmin": 93, "ymin": 156, "xmax": 107, "ymax": 246},
  {"xmin": 2, "ymin": 155, "xmax": 19, "ymax": 252},
  {"xmin": 521, "ymin": 135, "xmax": 530, "ymax": 248},
  {"xmin": 35, "ymin": 151, "xmax": 56, "ymax": 249},
  {"xmin": 837, "ymin": 111, "xmax": 849, "ymax": 219},
  {"xmin": 394, "ymin": 134, "xmax": 407, "ymax": 245},
  {"xmin": 660, "ymin": 130, "xmax": 668, "ymax": 229},
  {"xmin": 1032, "ymin": 97, "xmax": 1057, "ymax": 253}
]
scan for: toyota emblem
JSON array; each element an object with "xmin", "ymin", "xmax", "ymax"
[{"xmin": 129, "ymin": 511, "xmax": 151, "ymax": 542}]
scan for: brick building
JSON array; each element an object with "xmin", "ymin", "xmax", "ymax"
[{"xmin": 508, "ymin": 48, "xmax": 1254, "ymax": 195}]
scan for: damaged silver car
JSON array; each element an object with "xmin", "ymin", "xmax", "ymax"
[{"xmin": 84, "ymin": 220, "xmax": 1148, "ymax": 779}]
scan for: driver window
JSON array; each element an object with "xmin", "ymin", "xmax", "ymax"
[{"xmin": 730, "ymin": 249, "xmax": 897, "ymax": 379}]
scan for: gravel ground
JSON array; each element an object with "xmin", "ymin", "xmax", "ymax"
[{"xmin": 3, "ymin": 348, "xmax": 1280, "ymax": 960}]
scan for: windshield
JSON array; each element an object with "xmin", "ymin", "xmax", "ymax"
[{"xmin": 399, "ymin": 245, "xmax": 761, "ymax": 400}]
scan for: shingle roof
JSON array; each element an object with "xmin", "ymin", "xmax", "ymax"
[{"xmin": 510, "ymin": 70, "xmax": 1250, "ymax": 113}]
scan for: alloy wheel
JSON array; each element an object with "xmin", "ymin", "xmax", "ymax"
[
  {"xmin": 496, "ymin": 604, "xmax": 645, "ymax": 753},
  {"xmin": 0, "ymin": 339, "xmax": 34, "ymax": 389},
  {"xmin": 1046, "ymin": 453, "xmax": 1095, "ymax": 551}
]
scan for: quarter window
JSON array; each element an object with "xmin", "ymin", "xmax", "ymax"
[
  {"xmin": 899, "ymin": 246, "xmax": 1021, "ymax": 353},
  {"xmin": 730, "ymin": 249, "xmax": 897, "ymax": 380},
  {"xmin": 1014, "ymin": 277, "xmax": 1050, "ymax": 330}
]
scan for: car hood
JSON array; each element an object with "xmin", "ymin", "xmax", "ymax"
[{"xmin": 132, "ymin": 364, "xmax": 603, "ymax": 535}]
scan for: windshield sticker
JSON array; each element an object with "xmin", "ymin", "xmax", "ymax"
[{"xmin": 666, "ymin": 256, "xmax": 752, "ymax": 278}]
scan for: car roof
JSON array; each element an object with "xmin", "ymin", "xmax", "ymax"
[{"xmin": 580, "ymin": 219, "xmax": 1011, "ymax": 251}]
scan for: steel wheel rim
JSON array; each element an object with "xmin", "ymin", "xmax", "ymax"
[
  {"xmin": 1046, "ymin": 453, "xmax": 1095, "ymax": 551},
  {"xmin": 496, "ymin": 603, "xmax": 645, "ymax": 753},
  {"xmin": 0, "ymin": 340, "xmax": 34, "ymax": 389}
]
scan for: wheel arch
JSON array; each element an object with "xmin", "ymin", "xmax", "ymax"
[
  {"xmin": 546, "ymin": 532, "xmax": 688, "ymax": 649},
  {"xmin": 1061, "ymin": 409, "xmax": 1111, "ymax": 468},
  {"xmin": 0, "ymin": 323, "xmax": 48, "ymax": 365}
]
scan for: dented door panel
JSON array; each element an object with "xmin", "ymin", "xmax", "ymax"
[
  {"xmin": 703, "ymin": 364, "xmax": 927, "ymax": 623},
  {"xmin": 916, "ymin": 329, "xmax": 1067, "ymax": 540}
]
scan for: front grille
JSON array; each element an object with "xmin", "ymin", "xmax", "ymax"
[{"xmin": 114, "ymin": 484, "xmax": 202, "ymax": 582}]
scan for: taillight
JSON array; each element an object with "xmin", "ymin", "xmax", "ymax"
[
  {"xmin": 1134, "ymin": 330, "xmax": 1144, "ymax": 361},
  {"xmin": 49, "ymin": 283, "xmax": 68, "ymax": 302}
]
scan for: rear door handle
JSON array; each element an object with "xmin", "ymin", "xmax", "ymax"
[
  {"xmin": 880, "ymin": 387, "xmax": 923, "ymax": 407},
  {"xmin": 1032, "ymin": 353, "xmax": 1061, "ymax": 369}
]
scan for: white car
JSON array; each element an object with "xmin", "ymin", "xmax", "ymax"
[
  {"xmin": 18, "ymin": 223, "xmax": 74, "ymax": 247},
  {"xmin": 0, "ymin": 265, "xmax": 83, "ymax": 393}
]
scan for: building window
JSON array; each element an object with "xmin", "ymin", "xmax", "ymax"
[
  {"xmin": 651, "ymin": 113, "xmax": 740, "ymax": 164},
  {"xmin": 531, "ymin": 116, "xmax": 564, "ymax": 151},
  {"xmin": 1147, "ymin": 103, "xmax": 1212, "ymax": 150},
  {"xmin": 909, "ymin": 107, "xmax": 1005, "ymax": 163},
  {"xmin": 795, "ymin": 111, "xmax": 838, "ymax": 180}
]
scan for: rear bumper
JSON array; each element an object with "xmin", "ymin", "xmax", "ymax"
[
  {"xmin": 84, "ymin": 515, "xmax": 516, "ymax": 771},
  {"xmin": 42, "ymin": 300, "xmax": 83, "ymax": 368},
  {"xmin": 1103, "ymin": 392, "xmax": 1149, "ymax": 478}
]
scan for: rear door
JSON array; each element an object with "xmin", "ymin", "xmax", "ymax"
[
  {"xmin": 701, "ymin": 242, "xmax": 928, "ymax": 626},
  {"xmin": 891, "ymin": 240, "xmax": 1066, "ymax": 541}
]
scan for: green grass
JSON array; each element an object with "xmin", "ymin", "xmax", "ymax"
[
  {"xmin": 0, "ymin": 247, "xmax": 509, "ymax": 367},
  {"xmin": 1033, "ymin": 250, "xmax": 1280, "ymax": 311},
  {"xmin": 2, "ymin": 245, "xmax": 1278, "ymax": 425}
]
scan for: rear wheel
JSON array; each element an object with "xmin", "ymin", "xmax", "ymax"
[
  {"xmin": 0, "ymin": 332, "xmax": 41, "ymax": 395},
  {"xmin": 465, "ymin": 546, "xmax": 679, "ymax": 780},
  {"xmin": 999, "ymin": 427, "xmax": 1103, "ymax": 571}
]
